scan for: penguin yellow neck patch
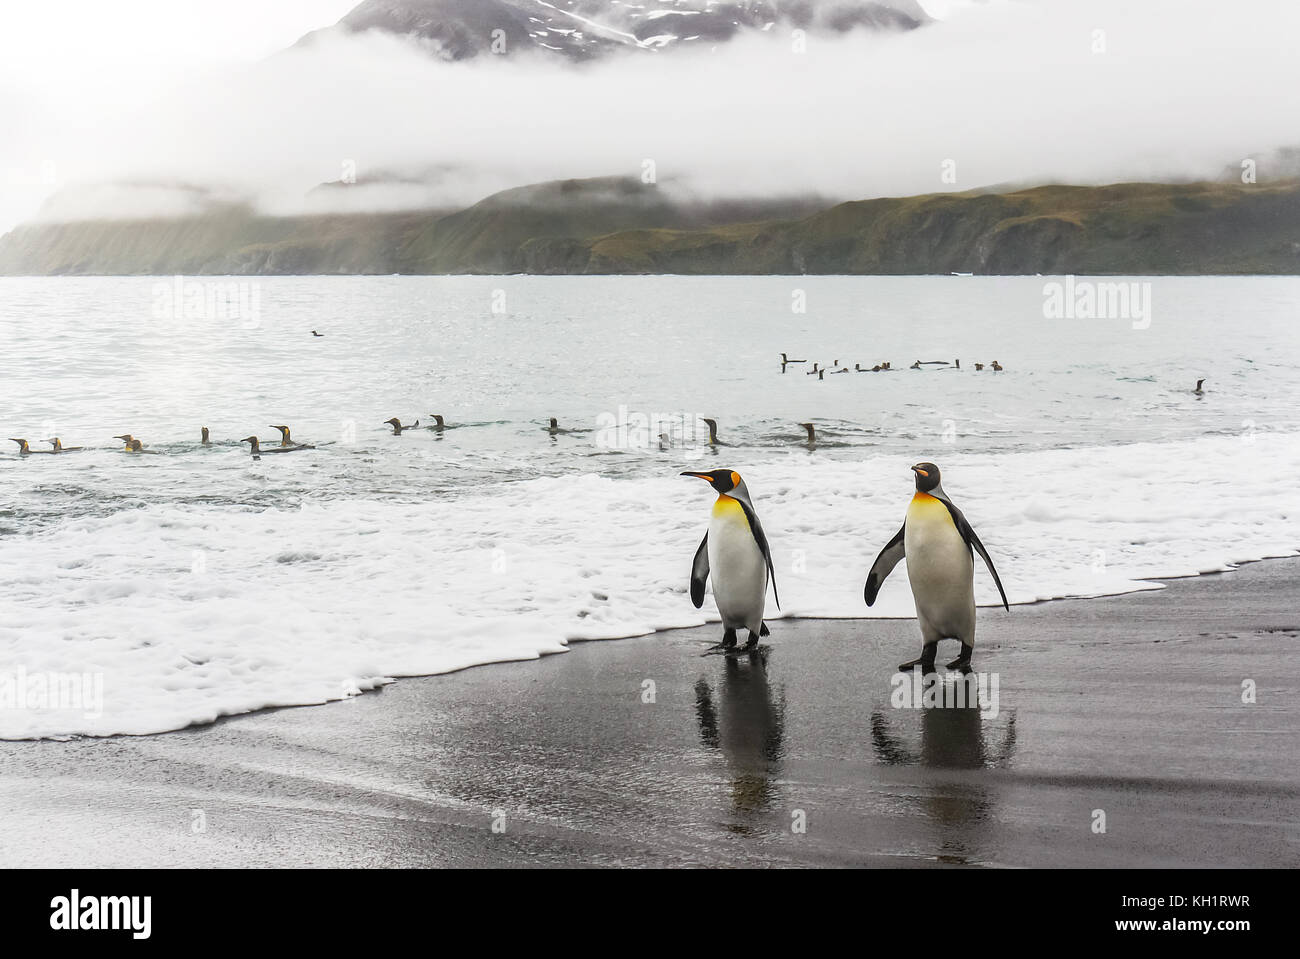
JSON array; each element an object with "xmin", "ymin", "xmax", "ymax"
[{"xmin": 712, "ymin": 494, "xmax": 747, "ymax": 523}]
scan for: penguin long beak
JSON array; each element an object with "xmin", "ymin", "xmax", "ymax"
[
  {"xmin": 680, "ymin": 471, "xmax": 712, "ymax": 481},
  {"xmin": 911, "ymin": 465, "xmax": 928, "ymax": 477}
]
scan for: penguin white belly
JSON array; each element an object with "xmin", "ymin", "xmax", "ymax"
[
  {"xmin": 708, "ymin": 496, "xmax": 767, "ymax": 633},
  {"xmin": 903, "ymin": 493, "xmax": 976, "ymax": 645}
]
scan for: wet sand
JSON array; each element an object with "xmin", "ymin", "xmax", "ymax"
[{"xmin": 2, "ymin": 559, "xmax": 1298, "ymax": 868}]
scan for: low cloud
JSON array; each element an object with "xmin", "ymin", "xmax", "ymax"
[{"xmin": 2, "ymin": 0, "xmax": 1298, "ymax": 231}]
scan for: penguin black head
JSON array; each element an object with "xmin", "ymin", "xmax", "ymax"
[
  {"xmin": 911, "ymin": 462, "xmax": 941, "ymax": 492},
  {"xmin": 681, "ymin": 469, "xmax": 741, "ymax": 494}
]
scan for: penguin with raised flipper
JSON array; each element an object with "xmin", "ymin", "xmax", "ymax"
[{"xmin": 865, "ymin": 462, "xmax": 1008, "ymax": 673}]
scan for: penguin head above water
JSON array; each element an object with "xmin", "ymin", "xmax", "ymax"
[
  {"xmin": 911, "ymin": 462, "xmax": 942, "ymax": 493},
  {"xmin": 681, "ymin": 468, "xmax": 750, "ymax": 501}
]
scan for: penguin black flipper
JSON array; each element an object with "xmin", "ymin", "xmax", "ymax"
[
  {"xmin": 689, "ymin": 533, "xmax": 710, "ymax": 608},
  {"xmin": 736, "ymin": 498, "xmax": 780, "ymax": 610},
  {"xmin": 935, "ymin": 496, "xmax": 1010, "ymax": 611},
  {"xmin": 864, "ymin": 523, "xmax": 906, "ymax": 605}
]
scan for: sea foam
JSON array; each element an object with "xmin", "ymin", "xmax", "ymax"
[{"xmin": 1, "ymin": 430, "xmax": 1297, "ymax": 738}]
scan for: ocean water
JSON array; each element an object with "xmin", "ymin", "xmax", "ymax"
[{"xmin": 1, "ymin": 274, "xmax": 1298, "ymax": 738}]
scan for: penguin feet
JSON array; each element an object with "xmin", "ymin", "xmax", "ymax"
[
  {"xmin": 743, "ymin": 631, "xmax": 760, "ymax": 651},
  {"xmin": 945, "ymin": 646, "xmax": 974, "ymax": 673},
  {"xmin": 706, "ymin": 629, "xmax": 739, "ymax": 653},
  {"xmin": 898, "ymin": 647, "xmax": 938, "ymax": 674}
]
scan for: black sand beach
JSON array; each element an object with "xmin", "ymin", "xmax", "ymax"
[{"xmin": 2, "ymin": 559, "xmax": 1298, "ymax": 868}]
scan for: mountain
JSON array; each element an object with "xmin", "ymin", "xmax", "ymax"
[
  {"xmin": 3, "ymin": 177, "xmax": 1298, "ymax": 276},
  {"xmin": 294, "ymin": 0, "xmax": 926, "ymax": 61}
]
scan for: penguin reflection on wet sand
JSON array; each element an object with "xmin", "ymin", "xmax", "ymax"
[
  {"xmin": 871, "ymin": 705, "xmax": 1017, "ymax": 861},
  {"xmin": 864, "ymin": 462, "xmax": 1009, "ymax": 673},
  {"xmin": 695, "ymin": 648, "xmax": 787, "ymax": 819},
  {"xmin": 682, "ymin": 469, "xmax": 779, "ymax": 652}
]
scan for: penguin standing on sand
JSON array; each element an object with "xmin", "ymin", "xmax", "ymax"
[
  {"xmin": 682, "ymin": 469, "xmax": 779, "ymax": 653},
  {"xmin": 864, "ymin": 462, "xmax": 1008, "ymax": 673}
]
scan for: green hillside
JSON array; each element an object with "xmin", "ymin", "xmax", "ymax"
[{"xmin": 2, "ymin": 178, "xmax": 1297, "ymax": 276}]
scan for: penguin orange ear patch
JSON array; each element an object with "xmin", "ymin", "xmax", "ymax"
[{"xmin": 730, "ymin": 471, "xmax": 741, "ymax": 488}]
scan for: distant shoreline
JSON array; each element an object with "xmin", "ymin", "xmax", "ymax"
[{"xmin": 4, "ymin": 177, "xmax": 1298, "ymax": 277}]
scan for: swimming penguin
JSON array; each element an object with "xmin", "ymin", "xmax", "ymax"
[
  {"xmin": 10, "ymin": 438, "xmax": 53, "ymax": 455},
  {"xmin": 780, "ymin": 352, "xmax": 806, "ymax": 373},
  {"xmin": 45, "ymin": 438, "xmax": 83, "ymax": 453},
  {"xmin": 701, "ymin": 418, "xmax": 725, "ymax": 446},
  {"xmin": 798, "ymin": 422, "xmax": 816, "ymax": 447},
  {"xmin": 954, "ymin": 359, "xmax": 961, "ymax": 369},
  {"xmin": 681, "ymin": 469, "xmax": 779, "ymax": 653},
  {"xmin": 269, "ymin": 425, "xmax": 314, "ymax": 449},
  {"xmin": 385, "ymin": 417, "xmax": 419, "ymax": 435},
  {"xmin": 805, "ymin": 363, "xmax": 821, "ymax": 376},
  {"xmin": 241, "ymin": 435, "xmax": 308, "ymax": 457},
  {"xmin": 910, "ymin": 360, "xmax": 922, "ymax": 370},
  {"xmin": 311, "ymin": 330, "xmax": 324, "ymax": 337},
  {"xmin": 114, "ymin": 434, "xmax": 155, "ymax": 451},
  {"xmin": 991, "ymin": 361, "xmax": 1003, "ymax": 371},
  {"xmin": 974, "ymin": 363, "xmax": 985, "ymax": 371},
  {"xmin": 201, "ymin": 427, "xmax": 211, "ymax": 446},
  {"xmin": 428, "ymin": 415, "xmax": 447, "ymax": 431},
  {"xmin": 864, "ymin": 462, "xmax": 1009, "ymax": 674},
  {"xmin": 1193, "ymin": 378, "xmax": 1205, "ymax": 395}
]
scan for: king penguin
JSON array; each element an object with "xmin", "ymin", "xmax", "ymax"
[
  {"xmin": 681, "ymin": 469, "xmax": 779, "ymax": 652},
  {"xmin": 864, "ymin": 462, "xmax": 1008, "ymax": 673}
]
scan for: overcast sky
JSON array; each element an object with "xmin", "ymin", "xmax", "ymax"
[{"xmin": 1, "ymin": 0, "xmax": 1297, "ymax": 231}]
